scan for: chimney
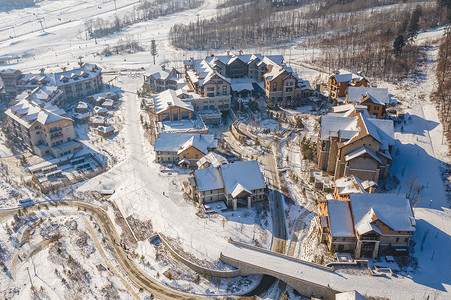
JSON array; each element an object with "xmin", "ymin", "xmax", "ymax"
[
  {"xmin": 39, "ymin": 68, "xmax": 45, "ymax": 75},
  {"xmin": 239, "ymin": 50, "xmax": 243, "ymax": 55},
  {"xmin": 61, "ymin": 67, "xmax": 67, "ymax": 72},
  {"xmin": 226, "ymin": 50, "xmax": 230, "ymax": 56},
  {"xmin": 161, "ymin": 65, "xmax": 166, "ymax": 71}
]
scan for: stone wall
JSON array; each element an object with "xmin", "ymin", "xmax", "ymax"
[{"xmin": 158, "ymin": 234, "xmax": 241, "ymax": 278}]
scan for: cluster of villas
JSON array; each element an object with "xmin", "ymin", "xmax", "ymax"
[
  {"xmin": 74, "ymin": 91, "xmax": 120, "ymax": 137},
  {"xmin": 144, "ymin": 51, "xmax": 314, "ymax": 131},
  {"xmin": 146, "ymin": 52, "xmax": 303, "ymax": 211},
  {"xmin": 313, "ymin": 70, "xmax": 416, "ymax": 259},
  {"xmin": 2, "ymin": 63, "xmax": 104, "ymax": 159},
  {"xmin": 154, "ymin": 132, "xmax": 266, "ymax": 211}
]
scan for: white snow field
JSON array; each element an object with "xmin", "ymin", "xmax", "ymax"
[{"xmin": 0, "ymin": 0, "xmax": 450, "ymax": 299}]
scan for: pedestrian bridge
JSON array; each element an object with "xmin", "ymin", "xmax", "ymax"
[
  {"xmin": 221, "ymin": 240, "xmax": 340, "ymax": 299},
  {"xmin": 221, "ymin": 240, "xmax": 445, "ymax": 300}
]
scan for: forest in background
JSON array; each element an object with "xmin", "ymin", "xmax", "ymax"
[
  {"xmin": 84, "ymin": 0, "xmax": 204, "ymax": 39},
  {"xmin": 433, "ymin": 30, "xmax": 451, "ymax": 149},
  {"xmin": 169, "ymin": 0, "xmax": 449, "ymax": 81}
]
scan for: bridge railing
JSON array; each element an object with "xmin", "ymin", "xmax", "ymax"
[{"xmin": 228, "ymin": 239, "xmax": 334, "ymax": 272}]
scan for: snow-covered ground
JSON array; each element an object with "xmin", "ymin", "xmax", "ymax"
[{"xmin": 0, "ymin": 0, "xmax": 450, "ymax": 298}]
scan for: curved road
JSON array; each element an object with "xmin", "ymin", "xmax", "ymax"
[{"xmin": 0, "ymin": 201, "xmax": 217, "ymax": 300}]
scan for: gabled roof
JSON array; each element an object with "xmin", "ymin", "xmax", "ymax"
[
  {"xmin": 154, "ymin": 133, "xmax": 216, "ymax": 153},
  {"xmin": 330, "ymin": 70, "xmax": 367, "ymax": 84},
  {"xmin": 197, "ymin": 152, "xmax": 228, "ymax": 168},
  {"xmin": 344, "ymin": 146, "xmax": 383, "ymax": 165},
  {"xmin": 347, "ymin": 87, "xmax": 389, "ymax": 105},
  {"xmin": 335, "ymin": 175, "xmax": 366, "ymax": 195},
  {"xmin": 355, "ymin": 208, "xmax": 383, "ymax": 235},
  {"xmin": 194, "ymin": 167, "xmax": 224, "ymax": 192},
  {"xmin": 327, "ymin": 200, "xmax": 355, "ymax": 237},
  {"xmin": 350, "ymin": 194, "xmax": 415, "ymax": 233},
  {"xmin": 320, "ymin": 115, "xmax": 358, "ymax": 141},
  {"xmin": 177, "ymin": 135, "xmax": 211, "ymax": 155},
  {"xmin": 231, "ymin": 183, "xmax": 252, "ymax": 198},
  {"xmin": 220, "ymin": 161, "xmax": 265, "ymax": 196},
  {"xmin": 154, "ymin": 89, "xmax": 193, "ymax": 114}
]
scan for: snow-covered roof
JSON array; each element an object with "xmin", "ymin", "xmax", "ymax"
[
  {"xmin": 97, "ymin": 125, "xmax": 115, "ymax": 134},
  {"xmin": 320, "ymin": 115, "xmax": 358, "ymax": 141},
  {"xmin": 154, "ymin": 133, "xmax": 216, "ymax": 153},
  {"xmin": 177, "ymin": 135, "xmax": 212, "ymax": 155},
  {"xmin": 197, "ymin": 152, "xmax": 228, "ymax": 168},
  {"xmin": 231, "ymin": 82, "xmax": 254, "ymax": 92},
  {"xmin": 344, "ymin": 146, "xmax": 383, "ymax": 164},
  {"xmin": 220, "ymin": 161, "xmax": 265, "ymax": 196},
  {"xmin": 154, "ymin": 89, "xmax": 193, "ymax": 114},
  {"xmin": 347, "ymin": 87, "xmax": 389, "ymax": 105},
  {"xmin": 94, "ymin": 106, "xmax": 108, "ymax": 114},
  {"xmin": 332, "ymin": 104, "xmax": 355, "ymax": 113},
  {"xmin": 335, "ymin": 175, "xmax": 366, "ymax": 195},
  {"xmin": 231, "ymin": 183, "xmax": 252, "ymax": 198},
  {"xmin": 146, "ymin": 69, "xmax": 172, "ymax": 81},
  {"xmin": 350, "ymin": 194, "xmax": 415, "ymax": 233},
  {"xmin": 331, "ymin": 70, "xmax": 367, "ymax": 84},
  {"xmin": 91, "ymin": 116, "xmax": 106, "ymax": 124},
  {"xmin": 5, "ymin": 90, "xmax": 71, "ymax": 129},
  {"xmin": 327, "ymin": 200, "xmax": 355, "ymax": 238},
  {"xmin": 355, "ymin": 208, "xmax": 383, "ymax": 235},
  {"xmin": 194, "ymin": 167, "xmax": 224, "ymax": 192},
  {"xmin": 77, "ymin": 101, "xmax": 88, "ymax": 109}
]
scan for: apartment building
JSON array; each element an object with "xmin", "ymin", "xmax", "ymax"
[
  {"xmin": 0, "ymin": 63, "xmax": 102, "ymax": 103},
  {"xmin": 5, "ymin": 86, "xmax": 81, "ymax": 158}
]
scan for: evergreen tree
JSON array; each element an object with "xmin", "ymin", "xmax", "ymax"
[
  {"xmin": 407, "ymin": 5, "xmax": 422, "ymax": 43},
  {"xmin": 393, "ymin": 34, "xmax": 405, "ymax": 56}
]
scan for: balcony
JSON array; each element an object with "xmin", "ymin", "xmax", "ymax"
[
  {"xmin": 49, "ymin": 127, "xmax": 62, "ymax": 133},
  {"xmin": 50, "ymin": 132, "xmax": 63, "ymax": 139}
]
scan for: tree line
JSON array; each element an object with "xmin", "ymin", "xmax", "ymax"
[
  {"xmin": 84, "ymin": 0, "xmax": 204, "ymax": 39},
  {"xmin": 169, "ymin": 1, "xmax": 442, "ymax": 81},
  {"xmin": 432, "ymin": 30, "xmax": 451, "ymax": 148}
]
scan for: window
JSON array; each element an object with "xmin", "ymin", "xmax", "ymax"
[
  {"xmin": 207, "ymin": 93, "xmax": 214, "ymax": 97},
  {"xmin": 396, "ymin": 237, "xmax": 399, "ymax": 242},
  {"xmin": 183, "ymin": 154, "xmax": 186, "ymax": 158},
  {"xmin": 404, "ymin": 238, "xmax": 408, "ymax": 242},
  {"xmin": 203, "ymin": 105, "xmax": 208, "ymax": 110},
  {"xmin": 286, "ymin": 87, "xmax": 292, "ymax": 92},
  {"xmin": 217, "ymin": 81, "xmax": 223, "ymax": 84},
  {"xmin": 286, "ymin": 82, "xmax": 293, "ymax": 86},
  {"xmin": 222, "ymin": 86, "xmax": 227, "ymax": 94},
  {"xmin": 207, "ymin": 87, "xmax": 215, "ymax": 91},
  {"xmin": 195, "ymin": 154, "xmax": 199, "ymax": 158},
  {"xmin": 273, "ymin": 82, "xmax": 277, "ymax": 90},
  {"xmin": 210, "ymin": 105, "xmax": 215, "ymax": 110}
]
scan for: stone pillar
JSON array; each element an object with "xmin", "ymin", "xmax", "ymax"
[
  {"xmin": 355, "ymin": 240, "xmax": 362, "ymax": 259},
  {"xmin": 326, "ymin": 140, "xmax": 338, "ymax": 173},
  {"xmin": 247, "ymin": 196, "xmax": 251, "ymax": 209},
  {"xmin": 372, "ymin": 241, "xmax": 380, "ymax": 259},
  {"xmin": 233, "ymin": 199, "xmax": 237, "ymax": 211}
]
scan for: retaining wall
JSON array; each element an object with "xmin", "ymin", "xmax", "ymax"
[{"xmin": 158, "ymin": 234, "xmax": 241, "ymax": 278}]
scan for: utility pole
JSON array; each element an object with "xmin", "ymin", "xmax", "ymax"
[
  {"xmin": 113, "ymin": 0, "xmax": 117, "ymax": 11},
  {"xmin": 37, "ymin": 18, "xmax": 45, "ymax": 32}
]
